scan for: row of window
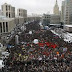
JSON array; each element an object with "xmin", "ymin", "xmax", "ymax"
[
  {"xmin": 19, "ymin": 13, "xmax": 27, "ymax": 16},
  {"xmin": 0, "ymin": 22, "xmax": 8, "ymax": 33},
  {"xmin": 6, "ymin": 5, "xmax": 10, "ymax": 11},
  {"xmin": 6, "ymin": 5, "xmax": 15, "ymax": 13},
  {"xmin": 19, "ymin": 9, "xmax": 27, "ymax": 13},
  {"xmin": 6, "ymin": 12, "xmax": 10, "ymax": 18},
  {"xmin": 6, "ymin": 12, "xmax": 15, "ymax": 18},
  {"xmin": 44, "ymin": 17, "xmax": 51, "ymax": 19}
]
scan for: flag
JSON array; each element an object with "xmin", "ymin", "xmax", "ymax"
[
  {"xmin": 52, "ymin": 44, "xmax": 57, "ymax": 48},
  {"xmin": 45, "ymin": 42, "xmax": 50, "ymax": 46},
  {"xmin": 38, "ymin": 43, "xmax": 44, "ymax": 47}
]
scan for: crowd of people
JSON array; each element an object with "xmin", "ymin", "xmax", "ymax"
[{"xmin": 1, "ymin": 21, "xmax": 72, "ymax": 72}]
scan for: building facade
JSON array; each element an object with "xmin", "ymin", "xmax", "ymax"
[
  {"xmin": 64, "ymin": 25, "xmax": 72, "ymax": 32},
  {"xmin": 64, "ymin": 0, "xmax": 72, "ymax": 24},
  {"xmin": 53, "ymin": 0, "xmax": 59, "ymax": 15},
  {"xmin": 0, "ymin": 10, "xmax": 3, "ymax": 15},
  {"xmin": 50, "ymin": 14, "xmax": 60, "ymax": 24},
  {"xmin": 15, "ymin": 16, "xmax": 24, "ymax": 25},
  {"xmin": 1, "ymin": 3, "xmax": 15, "ymax": 18},
  {"xmin": 0, "ymin": 16, "xmax": 15, "ymax": 34},
  {"xmin": 0, "ymin": 3, "xmax": 41, "ymax": 34},
  {"xmin": 61, "ymin": 1, "xmax": 65, "ymax": 22},
  {"xmin": 42, "ymin": 14, "xmax": 51, "ymax": 26},
  {"xmin": 17, "ymin": 8, "xmax": 27, "ymax": 18}
]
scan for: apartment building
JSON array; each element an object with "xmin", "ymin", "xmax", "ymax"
[
  {"xmin": 61, "ymin": 1, "xmax": 65, "ymax": 22},
  {"xmin": 17, "ymin": 8, "xmax": 27, "ymax": 18},
  {"xmin": 50, "ymin": 14, "xmax": 60, "ymax": 24},
  {"xmin": 1, "ymin": 3, "xmax": 15, "ymax": 18},
  {"xmin": 0, "ymin": 16, "xmax": 15, "ymax": 34},
  {"xmin": 42, "ymin": 14, "xmax": 51, "ymax": 26},
  {"xmin": 64, "ymin": 0, "xmax": 72, "ymax": 24}
]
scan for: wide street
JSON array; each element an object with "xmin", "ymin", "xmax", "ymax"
[{"xmin": 0, "ymin": 20, "xmax": 72, "ymax": 72}]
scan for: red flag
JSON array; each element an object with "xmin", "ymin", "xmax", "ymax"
[
  {"xmin": 49, "ymin": 43, "xmax": 57, "ymax": 48},
  {"xmin": 38, "ymin": 43, "xmax": 44, "ymax": 47},
  {"xmin": 49, "ymin": 43, "xmax": 54, "ymax": 48},
  {"xmin": 52, "ymin": 44, "xmax": 57, "ymax": 48},
  {"xmin": 45, "ymin": 42, "xmax": 50, "ymax": 46}
]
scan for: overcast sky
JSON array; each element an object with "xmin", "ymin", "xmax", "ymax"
[{"xmin": 0, "ymin": 0, "xmax": 64, "ymax": 15}]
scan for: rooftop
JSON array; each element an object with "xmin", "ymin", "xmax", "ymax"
[
  {"xmin": 65, "ymin": 25, "xmax": 72, "ymax": 27},
  {"xmin": 50, "ymin": 24, "xmax": 61, "ymax": 25}
]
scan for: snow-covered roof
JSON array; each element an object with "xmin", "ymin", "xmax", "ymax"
[
  {"xmin": 51, "ymin": 29, "xmax": 72, "ymax": 43},
  {"xmin": 65, "ymin": 25, "xmax": 72, "ymax": 27},
  {"xmin": 67, "ymin": 33, "xmax": 72, "ymax": 36},
  {"xmin": 18, "ymin": 8, "xmax": 27, "ymax": 11},
  {"xmin": 50, "ymin": 24, "xmax": 60, "ymax": 25}
]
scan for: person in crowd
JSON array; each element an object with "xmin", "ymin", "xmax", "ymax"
[{"xmin": 2, "ymin": 21, "xmax": 72, "ymax": 72}]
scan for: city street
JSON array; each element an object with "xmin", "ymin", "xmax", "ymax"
[{"xmin": 1, "ymin": 20, "xmax": 72, "ymax": 72}]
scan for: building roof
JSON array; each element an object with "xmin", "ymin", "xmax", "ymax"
[
  {"xmin": 17, "ymin": 8, "xmax": 27, "ymax": 11},
  {"xmin": 65, "ymin": 25, "xmax": 72, "ymax": 27},
  {"xmin": 50, "ymin": 24, "xmax": 61, "ymax": 25}
]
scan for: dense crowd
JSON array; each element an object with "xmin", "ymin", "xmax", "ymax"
[{"xmin": 1, "ymin": 21, "xmax": 72, "ymax": 72}]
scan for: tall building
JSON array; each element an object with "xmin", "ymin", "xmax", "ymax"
[
  {"xmin": 17, "ymin": 8, "xmax": 27, "ymax": 18},
  {"xmin": 64, "ymin": 0, "xmax": 72, "ymax": 25},
  {"xmin": 61, "ymin": 1, "xmax": 65, "ymax": 22},
  {"xmin": 53, "ymin": 0, "xmax": 59, "ymax": 15},
  {"xmin": 1, "ymin": 3, "xmax": 15, "ymax": 18}
]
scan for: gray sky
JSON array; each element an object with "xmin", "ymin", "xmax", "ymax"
[{"xmin": 0, "ymin": 0, "xmax": 64, "ymax": 15}]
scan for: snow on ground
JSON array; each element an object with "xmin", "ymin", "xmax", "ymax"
[
  {"xmin": 51, "ymin": 28, "xmax": 72, "ymax": 43},
  {"xmin": 63, "ymin": 32, "xmax": 72, "ymax": 43},
  {"xmin": 51, "ymin": 30, "xmax": 60, "ymax": 36}
]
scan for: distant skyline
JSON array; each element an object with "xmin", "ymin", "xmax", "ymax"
[{"xmin": 0, "ymin": 0, "xmax": 64, "ymax": 15}]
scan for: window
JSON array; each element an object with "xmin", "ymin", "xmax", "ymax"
[
  {"xmin": 9, "ymin": 6, "xmax": 10, "ymax": 10},
  {"xmin": 0, "ymin": 22, "xmax": 2, "ymax": 33},
  {"xmin": 6, "ymin": 5, "xmax": 7, "ymax": 11},
  {"xmin": 9, "ymin": 13, "xmax": 10, "ymax": 18},
  {"xmin": 45, "ymin": 17, "xmax": 46, "ymax": 18},
  {"xmin": 19, "ymin": 13, "xmax": 20, "ymax": 16},
  {"xmin": 6, "ymin": 12, "xmax": 8, "ymax": 17},
  {"xmin": 3, "ymin": 22, "xmax": 5, "ymax": 32},
  {"xmin": 6, "ymin": 22, "xmax": 8, "ymax": 32}
]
